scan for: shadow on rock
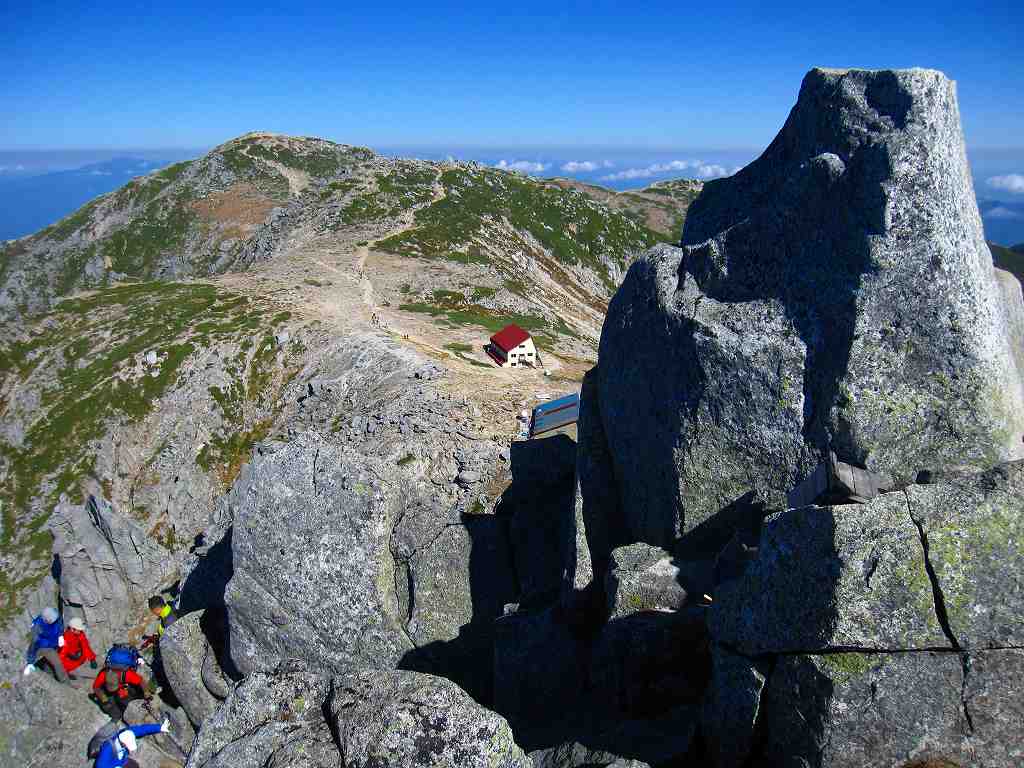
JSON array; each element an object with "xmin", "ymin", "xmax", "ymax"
[
  {"xmin": 178, "ymin": 526, "xmax": 242, "ymax": 680},
  {"xmin": 399, "ymin": 510, "xmax": 518, "ymax": 706},
  {"xmin": 399, "ymin": 433, "xmax": 577, "ymax": 708}
]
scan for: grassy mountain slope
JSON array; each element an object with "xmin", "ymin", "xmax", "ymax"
[
  {"xmin": 0, "ymin": 134, "xmax": 373, "ymax": 318},
  {"xmin": 0, "ymin": 281, "xmax": 302, "ymax": 621},
  {"xmin": 0, "ymin": 133, "xmax": 704, "ymax": 623},
  {"xmin": 1, "ymin": 135, "xmax": 700, "ymax": 354}
]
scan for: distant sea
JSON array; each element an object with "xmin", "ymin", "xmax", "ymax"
[{"xmin": 1, "ymin": 145, "xmax": 1022, "ymax": 246}]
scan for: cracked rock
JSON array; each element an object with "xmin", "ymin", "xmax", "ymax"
[
  {"xmin": 328, "ymin": 668, "xmax": 530, "ymax": 768},
  {"xmin": 708, "ymin": 463, "xmax": 1024, "ymax": 766},
  {"xmin": 582, "ymin": 66, "xmax": 1024, "ymax": 564}
]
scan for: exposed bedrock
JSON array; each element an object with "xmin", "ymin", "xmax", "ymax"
[
  {"xmin": 585, "ymin": 67, "xmax": 1024, "ymax": 565},
  {"xmin": 184, "ymin": 664, "xmax": 530, "ymax": 768},
  {"xmin": 707, "ymin": 462, "xmax": 1024, "ymax": 767},
  {"xmin": 329, "ymin": 668, "xmax": 531, "ymax": 768},
  {"xmin": 223, "ymin": 433, "xmax": 416, "ymax": 676},
  {"xmin": 160, "ymin": 610, "xmax": 233, "ymax": 729},
  {"xmin": 48, "ymin": 494, "xmax": 175, "ymax": 655}
]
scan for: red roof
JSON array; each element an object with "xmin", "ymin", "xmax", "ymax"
[{"xmin": 490, "ymin": 324, "xmax": 531, "ymax": 352}]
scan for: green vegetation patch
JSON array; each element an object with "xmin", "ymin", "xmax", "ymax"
[
  {"xmin": 218, "ymin": 148, "xmax": 290, "ymax": 199},
  {"xmin": 320, "ymin": 179, "xmax": 360, "ymax": 199},
  {"xmin": 38, "ymin": 198, "xmax": 103, "ymax": 242},
  {"xmin": 0, "ymin": 281, "xmax": 288, "ymax": 623},
  {"xmin": 399, "ymin": 299, "xmax": 561, "ymax": 346},
  {"xmin": 818, "ymin": 651, "xmax": 878, "ymax": 683},
  {"xmin": 377, "ymin": 167, "xmax": 660, "ymax": 289},
  {"xmin": 331, "ymin": 163, "xmax": 437, "ymax": 228},
  {"xmin": 101, "ymin": 190, "xmax": 198, "ymax": 276},
  {"xmin": 245, "ymin": 142, "xmax": 347, "ymax": 178},
  {"xmin": 339, "ymin": 194, "xmax": 389, "ymax": 225}
]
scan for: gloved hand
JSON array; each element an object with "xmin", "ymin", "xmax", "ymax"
[
  {"xmin": 22, "ymin": 664, "xmax": 34, "ymax": 676},
  {"xmin": 90, "ymin": 660, "xmax": 98, "ymax": 669},
  {"xmin": 57, "ymin": 635, "xmax": 65, "ymax": 648},
  {"xmin": 160, "ymin": 717, "xmax": 171, "ymax": 733}
]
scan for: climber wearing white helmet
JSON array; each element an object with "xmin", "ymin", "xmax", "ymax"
[
  {"xmin": 24, "ymin": 606, "xmax": 68, "ymax": 683},
  {"xmin": 93, "ymin": 719, "xmax": 170, "ymax": 768}
]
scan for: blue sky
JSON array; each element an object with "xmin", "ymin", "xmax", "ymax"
[{"xmin": 1, "ymin": 1, "xmax": 1021, "ymax": 150}]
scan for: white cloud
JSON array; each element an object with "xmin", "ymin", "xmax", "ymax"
[
  {"xmin": 985, "ymin": 206, "xmax": 1022, "ymax": 220},
  {"xmin": 494, "ymin": 159, "xmax": 550, "ymax": 174},
  {"xmin": 560, "ymin": 159, "xmax": 614, "ymax": 173},
  {"xmin": 89, "ymin": 170, "xmax": 112, "ymax": 176},
  {"xmin": 987, "ymin": 174, "xmax": 1024, "ymax": 195},
  {"xmin": 600, "ymin": 159, "xmax": 735, "ymax": 182},
  {"xmin": 693, "ymin": 164, "xmax": 729, "ymax": 179}
]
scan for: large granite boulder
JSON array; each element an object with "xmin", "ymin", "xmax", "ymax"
[
  {"xmin": 706, "ymin": 462, "xmax": 1024, "ymax": 766},
  {"xmin": 185, "ymin": 665, "xmax": 336, "ymax": 768},
  {"xmin": 494, "ymin": 603, "xmax": 586, "ymax": 739},
  {"xmin": 224, "ymin": 433, "xmax": 413, "ymax": 676},
  {"xmin": 572, "ymin": 368, "xmax": 626, "ymax": 589},
  {"xmin": 504, "ymin": 434, "xmax": 577, "ymax": 609},
  {"xmin": 328, "ymin": 668, "xmax": 531, "ymax": 768},
  {"xmin": 587, "ymin": 67, "xmax": 1024, "ymax": 552},
  {"xmin": 701, "ymin": 647, "xmax": 769, "ymax": 768},
  {"xmin": 224, "ymin": 407, "xmax": 515, "ymax": 701},
  {"xmin": 160, "ymin": 610, "xmax": 223, "ymax": 729},
  {"xmin": 48, "ymin": 493, "xmax": 175, "ymax": 654}
]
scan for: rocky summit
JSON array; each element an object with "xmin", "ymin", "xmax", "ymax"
[
  {"xmin": 1, "ymin": 67, "xmax": 1023, "ymax": 768},
  {"xmin": 586, "ymin": 67, "xmax": 1024, "ymax": 549}
]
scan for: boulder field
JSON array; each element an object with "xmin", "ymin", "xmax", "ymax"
[{"xmin": 3, "ymin": 66, "xmax": 1022, "ymax": 768}]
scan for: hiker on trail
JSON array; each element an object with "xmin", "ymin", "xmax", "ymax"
[
  {"xmin": 23, "ymin": 606, "xmax": 69, "ymax": 683},
  {"xmin": 59, "ymin": 616, "xmax": 98, "ymax": 676},
  {"xmin": 93, "ymin": 720, "xmax": 170, "ymax": 768},
  {"xmin": 93, "ymin": 662, "xmax": 148, "ymax": 720},
  {"xmin": 146, "ymin": 595, "xmax": 177, "ymax": 642}
]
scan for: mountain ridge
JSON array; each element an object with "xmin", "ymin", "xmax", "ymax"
[{"xmin": 0, "ymin": 133, "xmax": 703, "ymax": 629}]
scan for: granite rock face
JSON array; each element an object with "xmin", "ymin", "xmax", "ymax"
[
  {"xmin": 707, "ymin": 463, "xmax": 1024, "ymax": 767},
  {"xmin": 329, "ymin": 668, "xmax": 531, "ymax": 768},
  {"xmin": 224, "ymin": 433, "xmax": 413, "ymax": 676},
  {"xmin": 48, "ymin": 494, "xmax": 175, "ymax": 655},
  {"xmin": 605, "ymin": 543, "xmax": 687, "ymax": 619},
  {"xmin": 0, "ymin": 674, "xmax": 113, "ymax": 768},
  {"xmin": 701, "ymin": 648, "xmax": 768, "ymax": 768},
  {"xmin": 184, "ymin": 665, "xmax": 335, "ymax": 768},
  {"xmin": 160, "ymin": 610, "xmax": 224, "ymax": 729},
  {"xmin": 186, "ymin": 665, "xmax": 531, "ymax": 768},
  {"xmin": 587, "ymin": 67, "xmax": 1024, "ymax": 552}
]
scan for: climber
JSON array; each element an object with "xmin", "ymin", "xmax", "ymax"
[
  {"xmin": 92, "ymin": 661, "xmax": 148, "ymax": 721},
  {"xmin": 23, "ymin": 606, "xmax": 69, "ymax": 683},
  {"xmin": 145, "ymin": 595, "xmax": 177, "ymax": 642},
  {"xmin": 59, "ymin": 616, "xmax": 98, "ymax": 679},
  {"xmin": 93, "ymin": 720, "xmax": 170, "ymax": 768}
]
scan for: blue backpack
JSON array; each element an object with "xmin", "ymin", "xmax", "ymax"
[{"xmin": 104, "ymin": 643, "xmax": 141, "ymax": 671}]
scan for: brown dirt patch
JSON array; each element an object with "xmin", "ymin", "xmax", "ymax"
[{"xmin": 192, "ymin": 183, "xmax": 277, "ymax": 238}]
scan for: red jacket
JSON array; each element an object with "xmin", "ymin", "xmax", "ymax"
[
  {"xmin": 93, "ymin": 666, "xmax": 144, "ymax": 699},
  {"xmin": 59, "ymin": 628, "xmax": 97, "ymax": 672}
]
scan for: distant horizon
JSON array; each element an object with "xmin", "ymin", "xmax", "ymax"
[{"xmin": 2, "ymin": 141, "xmax": 1024, "ymax": 244}]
